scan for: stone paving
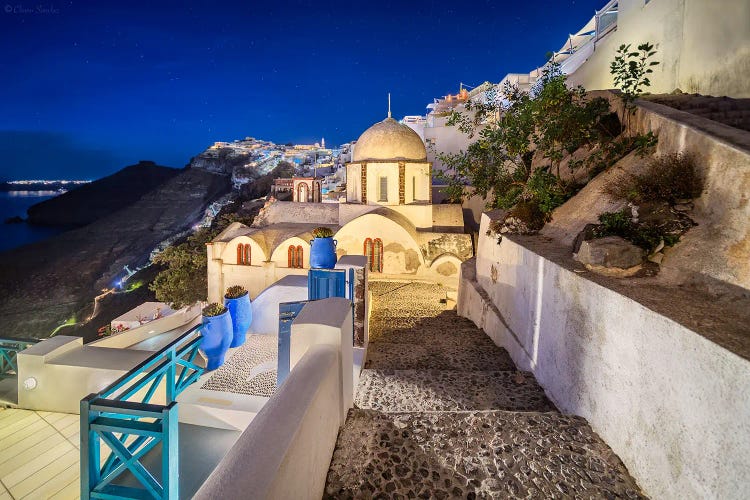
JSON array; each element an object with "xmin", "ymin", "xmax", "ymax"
[
  {"xmin": 325, "ymin": 281, "xmax": 646, "ymax": 499},
  {"xmin": 201, "ymin": 334, "xmax": 277, "ymax": 397}
]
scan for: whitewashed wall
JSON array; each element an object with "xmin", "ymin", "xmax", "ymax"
[{"xmin": 458, "ymin": 213, "xmax": 750, "ymax": 499}]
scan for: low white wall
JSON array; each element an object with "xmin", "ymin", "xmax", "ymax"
[
  {"xmin": 458, "ymin": 213, "xmax": 750, "ymax": 499},
  {"xmin": 194, "ymin": 298, "xmax": 354, "ymax": 500},
  {"xmin": 248, "ymin": 275, "xmax": 309, "ymax": 335},
  {"xmin": 89, "ymin": 304, "xmax": 201, "ymax": 349},
  {"xmin": 17, "ymin": 336, "xmax": 153, "ymax": 413}
]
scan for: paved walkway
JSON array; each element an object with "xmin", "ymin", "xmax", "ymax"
[{"xmin": 325, "ymin": 281, "xmax": 646, "ymax": 499}]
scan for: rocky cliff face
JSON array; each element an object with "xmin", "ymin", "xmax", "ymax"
[
  {"xmin": 0, "ymin": 167, "xmax": 231, "ymax": 340},
  {"xmin": 27, "ymin": 161, "xmax": 180, "ymax": 226}
]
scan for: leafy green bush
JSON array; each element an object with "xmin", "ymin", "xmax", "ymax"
[
  {"xmin": 224, "ymin": 285, "xmax": 247, "ymax": 299},
  {"xmin": 202, "ymin": 303, "xmax": 227, "ymax": 317}
]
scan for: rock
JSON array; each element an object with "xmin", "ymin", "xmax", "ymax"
[
  {"xmin": 672, "ymin": 203, "xmax": 693, "ymax": 212},
  {"xmin": 572, "ymin": 223, "xmax": 598, "ymax": 254},
  {"xmin": 648, "ymin": 252, "xmax": 664, "ymax": 264},
  {"xmin": 575, "ymin": 236, "xmax": 645, "ymax": 269}
]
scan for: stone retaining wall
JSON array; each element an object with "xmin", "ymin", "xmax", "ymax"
[{"xmin": 458, "ymin": 213, "xmax": 750, "ymax": 499}]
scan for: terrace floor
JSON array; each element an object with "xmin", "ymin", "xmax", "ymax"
[{"xmin": 0, "ymin": 408, "xmax": 80, "ymax": 500}]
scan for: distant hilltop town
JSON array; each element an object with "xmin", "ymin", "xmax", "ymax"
[{"xmin": 189, "ymin": 136, "xmax": 350, "ymax": 198}]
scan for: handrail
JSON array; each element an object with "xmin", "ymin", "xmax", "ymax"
[
  {"xmin": 0, "ymin": 337, "xmax": 37, "ymax": 378},
  {"xmin": 98, "ymin": 324, "xmax": 203, "ymax": 402},
  {"xmin": 81, "ymin": 323, "xmax": 204, "ymax": 500}
]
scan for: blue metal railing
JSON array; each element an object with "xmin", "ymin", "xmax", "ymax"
[
  {"xmin": 81, "ymin": 325, "xmax": 204, "ymax": 500},
  {"xmin": 0, "ymin": 338, "xmax": 37, "ymax": 378}
]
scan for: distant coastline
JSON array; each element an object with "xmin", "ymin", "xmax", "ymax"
[{"xmin": 0, "ymin": 180, "xmax": 91, "ymax": 192}]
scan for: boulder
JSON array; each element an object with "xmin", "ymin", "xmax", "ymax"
[{"xmin": 576, "ymin": 236, "xmax": 645, "ymax": 269}]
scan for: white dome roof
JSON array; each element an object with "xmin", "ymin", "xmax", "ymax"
[{"xmin": 352, "ymin": 117, "xmax": 427, "ymax": 162}]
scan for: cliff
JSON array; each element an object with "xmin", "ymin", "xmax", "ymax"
[
  {"xmin": 0, "ymin": 167, "xmax": 231, "ymax": 340},
  {"xmin": 27, "ymin": 161, "xmax": 180, "ymax": 226}
]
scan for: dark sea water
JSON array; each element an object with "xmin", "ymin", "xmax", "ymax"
[{"xmin": 0, "ymin": 191, "xmax": 67, "ymax": 252}]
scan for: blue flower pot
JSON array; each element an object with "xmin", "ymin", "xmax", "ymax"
[
  {"xmin": 310, "ymin": 237, "xmax": 337, "ymax": 269},
  {"xmin": 224, "ymin": 292, "xmax": 252, "ymax": 348},
  {"xmin": 201, "ymin": 310, "xmax": 232, "ymax": 370}
]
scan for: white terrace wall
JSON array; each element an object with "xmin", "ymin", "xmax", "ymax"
[
  {"xmin": 194, "ymin": 298, "xmax": 353, "ymax": 500},
  {"xmin": 458, "ymin": 213, "xmax": 750, "ymax": 499},
  {"xmin": 567, "ymin": 0, "xmax": 750, "ymax": 98}
]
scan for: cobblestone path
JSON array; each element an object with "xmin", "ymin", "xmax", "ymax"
[{"xmin": 324, "ymin": 281, "xmax": 646, "ymax": 499}]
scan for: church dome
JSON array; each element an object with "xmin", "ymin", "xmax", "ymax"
[{"xmin": 352, "ymin": 117, "xmax": 427, "ymax": 162}]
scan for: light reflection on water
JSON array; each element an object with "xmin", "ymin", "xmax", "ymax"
[{"xmin": 6, "ymin": 190, "xmax": 65, "ymax": 197}]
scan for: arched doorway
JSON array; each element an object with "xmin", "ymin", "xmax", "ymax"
[
  {"xmin": 313, "ymin": 181, "xmax": 321, "ymax": 203},
  {"xmin": 297, "ymin": 183, "xmax": 309, "ymax": 202}
]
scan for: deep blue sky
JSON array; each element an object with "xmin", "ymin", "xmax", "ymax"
[{"xmin": 0, "ymin": 0, "xmax": 604, "ymax": 180}]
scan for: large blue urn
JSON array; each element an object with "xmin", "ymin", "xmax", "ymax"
[
  {"xmin": 224, "ymin": 292, "xmax": 252, "ymax": 348},
  {"xmin": 309, "ymin": 237, "xmax": 337, "ymax": 269},
  {"xmin": 201, "ymin": 309, "xmax": 232, "ymax": 370}
]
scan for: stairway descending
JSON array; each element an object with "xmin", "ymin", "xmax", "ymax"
[{"xmin": 324, "ymin": 281, "xmax": 646, "ymax": 499}]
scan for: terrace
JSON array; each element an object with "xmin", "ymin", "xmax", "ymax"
[{"xmin": 1, "ymin": 260, "xmax": 368, "ymax": 499}]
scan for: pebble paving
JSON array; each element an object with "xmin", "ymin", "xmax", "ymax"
[
  {"xmin": 325, "ymin": 281, "xmax": 646, "ymax": 499},
  {"xmin": 201, "ymin": 334, "xmax": 277, "ymax": 397}
]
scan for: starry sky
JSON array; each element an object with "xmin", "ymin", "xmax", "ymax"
[{"xmin": 0, "ymin": 0, "xmax": 605, "ymax": 180}]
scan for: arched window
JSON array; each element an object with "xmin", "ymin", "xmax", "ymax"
[
  {"xmin": 237, "ymin": 243, "xmax": 251, "ymax": 265},
  {"xmin": 296, "ymin": 245, "xmax": 304, "ymax": 268},
  {"xmin": 288, "ymin": 245, "xmax": 305, "ymax": 268},
  {"xmin": 372, "ymin": 238, "xmax": 383, "ymax": 272},
  {"xmin": 287, "ymin": 245, "xmax": 304, "ymax": 268},
  {"xmin": 363, "ymin": 238, "xmax": 383, "ymax": 273}
]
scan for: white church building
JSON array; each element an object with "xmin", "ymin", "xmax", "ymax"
[{"xmin": 206, "ymin": 114, "xmax": 473, "ymax": 301}]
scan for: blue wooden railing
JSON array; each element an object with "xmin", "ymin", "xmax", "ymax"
[
  {"xmin": 277, "ymin": 268, "xmax": 355, "ymax": 387},
  {"xmin": 81, "ymin": 325, "xmax": 204, "ymax": 500},
  {"xmin": 0, "ymin": 338, "xmax": 37, "ymax": 379}
]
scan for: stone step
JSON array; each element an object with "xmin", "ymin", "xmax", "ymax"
[
  {"xmin": 324, "ymin": 409, "xmax": 646, "ymax": 499},
  {"xmin": 365, "ymin": 342, "xmax": 515, "ymax": 371},
  {"xmin": 356, "ymin": 369, "xmax": 556, "ymax": 412},
  {"xmin": 369, "ymin": 316, "xmax": 494, "ymax": 346}
]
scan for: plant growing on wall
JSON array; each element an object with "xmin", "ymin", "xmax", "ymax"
[
  {"xmin": 437, "ymin": 63, "xmax": 611, "ymax": 223},
  {"xmin": 610, "ymin": 42, "xmax": 659, "ymax": 126}
]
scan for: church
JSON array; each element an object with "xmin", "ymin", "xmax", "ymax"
[{"xmin": 206, "ymin": 113, "xmax": 473, "ymax": 302}]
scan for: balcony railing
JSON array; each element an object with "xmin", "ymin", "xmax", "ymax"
[
  {"xmin": 0, "ymin": 337, "xmax": 37, "ymax": 378},
  {"xmin": 80, "ymin": 325, "xmax": 204, "ymax": 500}
]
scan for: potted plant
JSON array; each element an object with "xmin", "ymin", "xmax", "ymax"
[
  {"xmin": 310, "ymin": 227, "xmax": 337, "ymax": 269},
  {"xmin": 224, "ymin": 285, "xmax": 252, "ymax": 348},
  {"xmin": 200, "ymin": 303, "xmax": 232, "ymax": 370}
]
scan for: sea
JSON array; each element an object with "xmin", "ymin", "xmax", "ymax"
[{"xmin": 0, "ymin": 191, "xmax": 67, "ymax": 252}]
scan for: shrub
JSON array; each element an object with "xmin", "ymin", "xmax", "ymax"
[
  {"xmin": 524, "ymin": 168, "xmax": 570, "ymax": 215},
  {"xmin": 202, "ymin": 303, "xmax": 227, "ymax": 317},
  {"xmin": 593, "ymin": 209, "xmax": 676, "ymax": 253},
  {"xmin": 634, "ymin": 153, "xmax": 702, "ymax": 203},
  {"xmin": 224, "ymin": 285, "xmax": 247, "ymax": 299},
  {"xmin": 312, "ymin": 227, "xmax": 334, "ymax": 238}
]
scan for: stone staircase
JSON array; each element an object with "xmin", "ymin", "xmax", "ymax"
[{"xmin": 324, "ymin": 281, "xmax": 646, "ymax": 499}]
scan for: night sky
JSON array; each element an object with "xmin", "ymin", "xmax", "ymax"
[{"xmin": 0, "ymin": 0, "xmax": 604, "ymax": 180}]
